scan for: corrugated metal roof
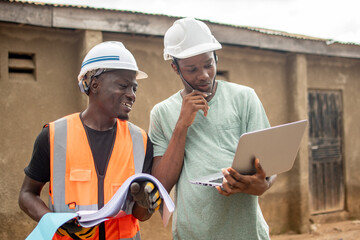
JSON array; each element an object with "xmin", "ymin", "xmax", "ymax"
[
  {"xmin": 203, "ymin": 20, "xmax": 358, "ymax": 46},
  {"xmin": 11, "ymin": 0, "xmax": 181, "ymax": 17},
  {"xmin": 8, "ymin": 0, "xmax": 360, "ymax": 46}
]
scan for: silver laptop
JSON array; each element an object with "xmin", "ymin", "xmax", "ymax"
[{"xmin": 190, "ymin": 119, "xmax": 308, "ymax": 187}]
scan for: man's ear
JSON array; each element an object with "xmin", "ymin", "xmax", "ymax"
[
  {"xmin": 89, "ymin": 77, "xmax": 100, "ymax": 94},
  {"xmin": 170, "ymin": 62, "xmax": 180, "ymax": 75}
]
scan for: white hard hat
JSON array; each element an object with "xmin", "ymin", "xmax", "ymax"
[
  {"xmin": 163, "ymin": 18, "xmax": 222, "ymax": 60},
  {"xmin": 78, "ymin": 41, "xmax": 148, "ymax": 82}
]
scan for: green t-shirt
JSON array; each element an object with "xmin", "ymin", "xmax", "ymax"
[{"xmin": 149, "ymin": 80, "xmax": 271, "ymax": 240}]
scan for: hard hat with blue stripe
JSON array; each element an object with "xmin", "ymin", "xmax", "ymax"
[{"xmin": 77, "ymin": 41, "xmax": 148, "ymax": 91}]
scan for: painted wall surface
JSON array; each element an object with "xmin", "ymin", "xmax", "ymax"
[
  {"xmin": 0, "ymin": 23, "xmax": 86, "ymax": 239},
  {"xmin": 1, "ymin": 22, "xmax": 359, "ymax": 240}
]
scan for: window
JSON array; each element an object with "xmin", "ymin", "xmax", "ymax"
[
  {"xmin": 216, "ymin": 70, "xmax": 229, "ymax": 81},
  {"xmin": 8, "ymin": 52, "xmax": 36, "ymax": 81}
]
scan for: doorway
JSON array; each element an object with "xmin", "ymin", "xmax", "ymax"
[{"xmin": 308, "ymin": 90, "xmax": 345, "ymax": 214}]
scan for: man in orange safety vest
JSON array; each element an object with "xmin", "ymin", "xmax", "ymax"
[{"xmin": 19, "ymin": 41, "xmax": 161, "ymax": 240}]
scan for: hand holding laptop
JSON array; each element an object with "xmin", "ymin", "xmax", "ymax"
[
  {"xmin": 216, "ymin": 158, "xmax": 275, "ymax": 196},
  {"xmin": 190, "ymin": 120, "xmax": 308, "ymax": 189}
]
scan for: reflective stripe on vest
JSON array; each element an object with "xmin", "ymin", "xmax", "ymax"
[
  {"xmin": 128, "ymin": 122, "xmax": 145, "ymax": 174},
  {"xmin": 124, "ymin": 232, "xmax": 140, "ymax": 240}
]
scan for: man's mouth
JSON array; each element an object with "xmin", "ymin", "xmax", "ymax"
[
  {"xmin": 197, "ymin": 83, "xmax": 211, "ymax": 91},
  {"xmin": 122, "ymin": 102, "xmax": 132, "ymax": 110}
]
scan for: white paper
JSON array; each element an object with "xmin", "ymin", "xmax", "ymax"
[
  {"xmin": 26, "ymin": 173, "xmax": 174, "ymax": 240},
  {"xmin": 77, "ymin": 173, "xmax": 174, "ymax": 227}
]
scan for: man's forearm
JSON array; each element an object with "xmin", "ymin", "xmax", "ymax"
[
  {"xmin": 19, "ymin": 192, "xmax": 51, "ymax": 222},
  {"xmin": 152, "ymin": 121, "xmax": 189, "ymax": 192},
  {"xmin": 152, "ymin": 92, "xmax": 209, "ymax": 192}
]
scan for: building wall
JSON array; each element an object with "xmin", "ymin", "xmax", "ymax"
[
  {"xmin": 307, "ymin": 56, "xmax": 360, "ymax": 218},
  {"xmin": 0, "ymin": 23, "xmax": 86, "ymax": 239},
  {"xmin": 1, "ymin": 21, "xmax": 359, "ymax": 239}
]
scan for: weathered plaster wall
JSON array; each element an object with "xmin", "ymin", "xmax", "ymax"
[
  {"xmin": 307, "ymin": 56, "xmax": 360, "ymax": 219},
  {"xmin": 0, "ymin": 23, "xmax": 84, "ymax": 239}
]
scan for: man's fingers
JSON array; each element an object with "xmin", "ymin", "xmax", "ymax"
[
  {"xmin": 58, "ymin": 219, "xmax": 83, "ymax": 234},
  {"xmin": 189, "ymin": 98, "xmax": 209, "ymax": 111},
  {"xmin": 216, "ymin": 185, "xmax": 231, "ymax": 196},
  {"xmin": 188, "ymin": 90, "xmax": 209, "ymax": 98},
  {"xmin": 151, "ymin": 197, "xmax": 162, "ymax": 210},
  {"xmin": 203, "ymin": 105, "xmax": 209, "ymax": 117},
  {"xmin": 148, "ymin": 188, "xmax": 162, "ymax": 213},
  {"xmin": 130, "ymin": 182, "xmax": 140, "ymax": 194},
  {"xmin": 222, "ymin": 168, "xmax": 241, "ymax": 185},
  {"xmin": 144, "ymin": 182, "xmax": 155, "ymax": 194},
  {"xmin": 180, "ymin": 91, "xmax": 210, "ymax": 124},
  {"xmin": 222, "ymin": 168, "xmax": 251, "ymax": 193},
  {"xmin": 131, "ymin": 181, "xmax": 163, "ymax": 213},
  {"xmin": 254, "ymin": 158, "xmax": 266, "ymax": 178},
  {"xmin": 226, "ymin": 168, "xmax": 244, "ymax": 182},
  {"xmin": 151, "ymin": 189, "xmax": 160, "ymax": 203},
  {"xmin": 185, "ymin": 92, "xmax": 209, "ymax": 109}
]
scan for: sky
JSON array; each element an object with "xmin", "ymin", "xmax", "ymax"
[{"xmin": 20, "ymin": 0, "xmax": 360, "ymax": 44}]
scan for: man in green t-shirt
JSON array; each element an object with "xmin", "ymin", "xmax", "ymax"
[{"xmin": 149, "ymin": 18, "xmax": 277, "ymax": 240}]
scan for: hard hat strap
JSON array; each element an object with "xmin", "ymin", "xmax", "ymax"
[
  {"xmin": 173, "ymin": 58, "xmax": 196, "ymax": 92},
  {"xmin": 81, "ymin": 68, "xmax": 107, "ymax": 95}
]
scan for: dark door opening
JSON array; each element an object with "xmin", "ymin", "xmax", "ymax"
[{"xmin": 308, "ymin": 90, "xmax": 345, "ymax": 214}]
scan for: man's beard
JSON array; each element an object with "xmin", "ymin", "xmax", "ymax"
[{"xmin": 118, "ymin": 114, "xmax": 129, "ymax": 121}]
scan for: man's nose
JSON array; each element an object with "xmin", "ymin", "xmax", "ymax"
[
  {"xmin": 125, "ymin": 88, "xmax": 136, "ymax": 101},
  {"xmin": 197, "ymin": 68, "xmax": 209, "ymax": 80}
]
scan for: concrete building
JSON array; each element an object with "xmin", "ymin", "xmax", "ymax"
[{"xmin": 0, "ymin": 1, "xmax": 359, "ymax": 239}]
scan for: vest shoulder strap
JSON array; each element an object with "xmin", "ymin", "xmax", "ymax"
[{"xmin": 127, "ymin": 121, "xmax": 147, "ymax": 174}]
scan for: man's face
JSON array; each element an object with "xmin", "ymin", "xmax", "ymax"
[
  {"xmin": 95, "ymin": 69, "xmax": 138, "ymax": 120},
  {"xmin": 174, "ymin": 52, "xmax": 216, "ymax": 93}
]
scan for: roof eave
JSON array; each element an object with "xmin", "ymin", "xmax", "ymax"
[{"xmin": 1, "ymin": 1, "xmax": 360, "ymax": 59}]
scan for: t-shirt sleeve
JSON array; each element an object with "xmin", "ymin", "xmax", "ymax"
[
  {"xmin": 148, "ymin": 107, "xmax": 169, "ymax": 157},
  {"xmin": 24, "ymin": 126, "xmax": 50, "ymax": 183},
  {"xmin": 246, "ymin": 89, "xmax": 270, "ymax": 132},
  {"xmin": 141, "ymin": 134, "xmax": 153, "ymax": 174}
]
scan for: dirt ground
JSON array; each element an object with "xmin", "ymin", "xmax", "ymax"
[
  {"xmin": 271, "ymin": 220, "xmax": 360, "ymax": 240},
  {"xmin": 140, "ymin": 216, "xmax": 360, "ymax": 240}
]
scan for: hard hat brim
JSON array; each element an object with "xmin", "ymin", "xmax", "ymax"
[
  {"xmin": 165, "ymin": 42, "xmax": 222, "ymax": 60},
  {"xmin": 136, "ymin": 70, "xmax": 148, "ymax": 79}
]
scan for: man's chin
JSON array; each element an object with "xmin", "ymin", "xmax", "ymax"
[
  {"xmin": 196, "ymin": 86, "xmax": 211, "ymax": 93},
  {"xmin": 117, "ymin": 114, "xmax": 129, "ymax": 121}
]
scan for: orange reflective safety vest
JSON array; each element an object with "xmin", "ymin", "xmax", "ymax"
[{"xmin": 48, "ymin": 113, "xmax": 147, "ymax": 240}]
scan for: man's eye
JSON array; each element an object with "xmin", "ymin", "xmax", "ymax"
[
  {"xmin": 133, "ymin": 87, "xmax": 137, "ymax": 93},
  {"xmin": 187, "ymin": 68, "xmax": 196, "ymax": 73}
]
